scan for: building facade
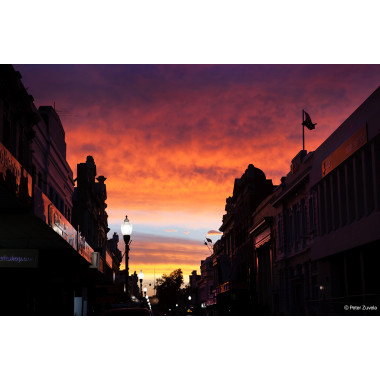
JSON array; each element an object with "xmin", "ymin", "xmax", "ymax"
[
  {"xmin": 33, "ymin": 106, "xmax": 74, "ymax": 222},
  {"xmin": 0, "ymin": 66, "xmax": 93, "ymax": 315},
  {"xmin": 193, "ymin": 87, "xmax": 380, "ymax": 316},
  {"xmin": 212, "ymin": 164, "xmax": 274, "ymax": 315},
  {"xmin": 0, "ymin": 65, "xmax": 123, "ymax": 315}
]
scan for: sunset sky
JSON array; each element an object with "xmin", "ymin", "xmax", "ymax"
[{"xmin": 15, "ymin": 64, "xmax": 380, "ymax": 294}]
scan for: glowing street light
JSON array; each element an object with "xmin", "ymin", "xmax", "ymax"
[{"xmin": 121, "ymin": 215, "xmax": 133, "ymax": 300}]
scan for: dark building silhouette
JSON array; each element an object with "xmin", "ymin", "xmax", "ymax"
[
  {"xmin": 189, "ymin": 270, "xmax": 201, "ymax": 312},
  {"xmin": 267, "ymin": 88, "xmax": 380, "ymax": 315},
  {"xmin": 0, "ymin": 65, "xmax": 124, "ymax": 315},
  {"xmin": 198, "ymin": 256, "xmax": 215, "ymax": 314},
  {"xmin": 72, "ymin": 156, "xmax": 109, "ymax": 251},
  {"xmin": 195, "ymin": 87, "xmax": 380, "ymax": 316},
  {"xmin": 249, "ymin": 193, "xmax": 277, "ymax": 314},
  {"xmin": 0, "ymin": 65, "xmax": 89, "ymax": 315},
  {"xmin": 72, "ymin": 156, "xmax": 128, "ymax": 313},
  {"xmin": 33, "ymin": 106, "xmax": 74, "ymax": 221},
  {"xmin": 107, "ymin": 232, "xmax": 123, "ymax": 270},
  {"xmin": 211, "ymin": 164, "xmax": 274, "ymax": 315},
  {"xmin": 0, "ymin": 65, "xmax": 37, "ymax": 209}
]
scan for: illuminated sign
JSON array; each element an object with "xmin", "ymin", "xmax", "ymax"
[
  {"xmin": 78, "ymin": 233, "xmax": 93, "ymax": 264},
  {"xmin": 0, "ymin": 249, "xmax": 38, "ymax": 268},
  {"xmin": 47, "ymin": 202, "xmax": 93, "ymax": 264},
  {"xmin": 322, "ymin": 124, "xmax": 367, "ymax": 178},
  {"xmin": 48, "ymin": 204, "xmax": 78, "ymax": 251},
  {"xmin": 0, "ymin": 141, "xmax": 32, "ymax": 200}
]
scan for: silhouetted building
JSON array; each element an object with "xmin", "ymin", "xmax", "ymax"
[
  {"xmin": 213, "ymin": 164, "xmax": 274, "ymax": 315},
  {"xmin": 270, "ymin": 150, "xmax": 314, "ymax": 315},
  {"xmin": 33, "ymin": 106, "xmax": 74, "ymax": 221},
  {"xmin": 0, "ymin": 66, "xmax": 94, "ymax": 315},
  {"xmin": 197, "ymin": 87, "xmax": 380, "ymax": 316},
  {"xmin": 249, "ymin": 193, "xmax": 277, "ymax": 314},
  {"xmin": 107, "ymin": 232, "xmax": 123, "ymax": 275},
  {"xmin": 267, "ymin": 88, "xmax": 380, "ymax": 315},
  {"xmin": 305, "ymin": 87, "xmax": 380, "ymax": 315},
  {"xmin": 72, "ymin": 156, "xmax": 124, "ymax": 302},
  {"xmin": 72, "ymin": 156, "xmax": 109, "ymax": 251},
  {"xmin": 198, "ymin": 256, "xmax": 216, "ymax": 314},
  {"xmin": 0, "ymin": 65, "xmax": 118, "ymax": 316},
  {"xmin": 118, "ymin": 270, "xmax": 139, "ymax": 298},
  {"xmin": 0, "ymin": 65, "xmax": 37, "ymax": 210},
  {"xmin": 189, "ymin": 270, "xmax": 201, "ymax": 312}
]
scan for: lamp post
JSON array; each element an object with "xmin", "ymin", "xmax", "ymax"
[
  {"xmin": 143, "ymin": 287, "xmax": 147, "ymax": 297},
  {"xmin": 121, "ymin": 215, "xmax": 133, "ymax": 301},
  {"xmin": 138, "ymin": 270, "xmax": 144, "ymax": 298}
]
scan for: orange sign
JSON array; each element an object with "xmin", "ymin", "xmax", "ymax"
[{"xmin": 322, "ymin": 124, "xmax": 367, "ymax": 177}]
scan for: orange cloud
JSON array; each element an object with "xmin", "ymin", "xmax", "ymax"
[
  {"xmin": 207, "ymin": 230, "xmax": 222, "ymax": 236},
  {"xmin": 15, "ymin": 64, "xmax": 380, "ymax": 284}
]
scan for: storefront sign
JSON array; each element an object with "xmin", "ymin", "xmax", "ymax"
[
  {"xmin": 322, "ymin": 124, "xmax": 367, "ymax": 177},
  {"xmin": 0, "ymin": 141, "xmax": 32, "ymax": 199},
  {"xmin": 0, "ymin": 249, "xmax": 38, "ymax": 268},
  {"xmin": 48, "ymin": 204, "xmax": 78, "ymax": 251},
  {"xmin": 78, "ymin": 233, "xmax": 93, "ymax": 264}
]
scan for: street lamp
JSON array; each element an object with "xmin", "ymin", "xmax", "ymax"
[
  {"xmin": 121, "ymin": 215, "xmax": 133, "ymax": 301},
  {"xmin": 143, "ymin": 286, "xmax": 147, "ymax": 296},
  {"xmin": 138, "ymin": 270, "xmax": 144, "ymax": 298}
]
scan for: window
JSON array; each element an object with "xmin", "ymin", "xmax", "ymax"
[
  {"xmin": 300, "ymin": 199, "xmax": 306, "ymax": 246},
  {"xmin": 309, "ymin": 196, "xmax": 315, "ymax": 233},
  {"xmin": 319, "ymin": 184, "xmax": 326, "ymax": 235},
  {"xmin": 325, "ymin": 177, "xmax": 332, "ymax": 233},
  {"xmin": 355, "ymin": 155, "xmax": 364, "ymax": 219},
  {"xmin": 338, "ymin": 168, "xmax": 347, "ymax": 226}
]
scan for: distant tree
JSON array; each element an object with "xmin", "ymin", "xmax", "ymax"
[{"xmin": 155, "ymin": 268, "xmax": 184, "ymax": 312}]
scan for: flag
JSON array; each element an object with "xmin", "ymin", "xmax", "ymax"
[
  {"xmin": 206, "ymin": 238, "xmax": 212, "ymax": 243},
  {"xmin": 302, "ymin": 111, "xmax": 317, "ymax": 130}
]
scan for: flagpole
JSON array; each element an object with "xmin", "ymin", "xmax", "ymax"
[{"xmin": 302, "ymin": 109, "xmax": 305, "ymax": 151}]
